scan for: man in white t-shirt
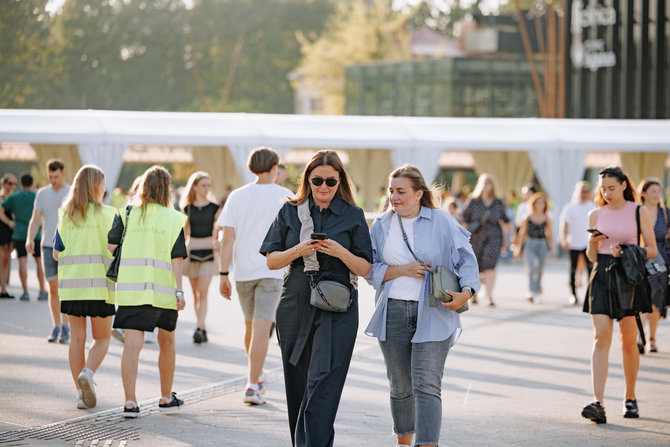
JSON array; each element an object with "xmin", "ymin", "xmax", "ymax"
[
  {"xmin": 217, "ymin": 147, "xmax": 293, "ymax": 406},
  {"xmin": 26, "ymin": 159, "xmax": 72, "ymax": 343},
  {"xmin": 559, "ymin": 181, "xmax": 594, "ymax": 305}
]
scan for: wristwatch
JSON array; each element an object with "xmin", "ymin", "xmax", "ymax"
[
  {"xmin": 175, "ymin": 290, "xmax": 184, "ymax": 297},
  {"xmin": 462, "ymin": 286, "xmax": 474, "ymax": 298},
  {"xmin": 219, "ymin": 271, "xmax": 229, "ymax": 276}
]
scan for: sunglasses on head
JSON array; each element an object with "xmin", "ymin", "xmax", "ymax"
[{"xmin": 310, "ymin": 177, "xmax": 338, "ymax": 187}]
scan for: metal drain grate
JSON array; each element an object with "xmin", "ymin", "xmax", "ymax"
[
  {"xmin": 0, "ymin": 367, "xmax": 284, "ymax": 445},
  {"xmin": 0, "ymin": 419, "xmax": 139, "ymax": 444}
]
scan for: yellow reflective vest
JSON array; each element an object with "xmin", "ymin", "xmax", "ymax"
[
  {"xmin": 115, "ymin": 203, "xmax": 187, "ymax": 310},
  {"xmin": 57, "ymin": 204, "xmax": 117, "ymax": 302}
]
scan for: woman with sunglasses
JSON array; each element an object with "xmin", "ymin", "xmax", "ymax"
[
  {"xmin": 582, "ymin": 166, "xmax": 656, "ymax": 424},
  {"xmin": 260, "ymin": 150, "xmax": 372, "ymax": 446},
  {"xmin": 0, "ymin": 173, "xmax": 17, "ymax": 298}
]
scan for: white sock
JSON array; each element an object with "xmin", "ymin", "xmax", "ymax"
[
  {"xmin": 77, "ymin": 389, "xmax": 82, "ymax": 397},
  {"xmin": 82, "ymin": 367, "xmax": 93, "ymax": 377},
  {"xmin": 258, "ymin": 372, "xmax": 266, "ymax": 383},
  {"xmin": 246, "ymin": 383, "xmax": 259, "ymax": 392}
]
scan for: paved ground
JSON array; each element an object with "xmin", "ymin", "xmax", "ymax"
[{"xmin": 0, "ymin": 256, "xmax": 669, "ymax": 446}]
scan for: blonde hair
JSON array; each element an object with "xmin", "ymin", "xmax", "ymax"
[
  {"xmin": 138, "ymin": 165, "xmax": 172, "ymax": 211},
  {"xmin": 389, "ymin": 164, "xmax": 438, "ymax": 209},
  {"xmin": 62, "ymin": 165, "xmax": 105, "ymax": 223},
  {"xmin": 180, "ymin": 171, "xmax": 210, "ymax": 210},
  {"xmin": 290, "ymin": 150, "xmax": 356, "ymax": 206},
  {"xmin": 472, "ymin": 174, "xmax": 496, "ymax": 200}
]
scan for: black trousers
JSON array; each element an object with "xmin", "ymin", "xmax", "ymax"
[
  {"xmin": 276, "ymin": 282, "xmax": 358, "ymax": 447},
  {"xmin": 569, "ymin": 249, "xmax": 593, "ymax": 296}
]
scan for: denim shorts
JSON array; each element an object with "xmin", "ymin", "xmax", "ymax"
[{"xmin": 41, "ymin": 246, "xmax": 58, "ymax": 281}]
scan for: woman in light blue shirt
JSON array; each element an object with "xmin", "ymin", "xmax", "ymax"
[{"xmin": 365, "ymin": 164, "xmax": 480, "ymax": 447}]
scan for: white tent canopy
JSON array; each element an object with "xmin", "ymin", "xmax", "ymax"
[{"xmin": 1, "ymin": 109, "xmax": 669, "ymax": 237}]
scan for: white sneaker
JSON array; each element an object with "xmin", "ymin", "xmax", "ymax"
[
  {"xmin": 76, "ymin": 397, "xmax": 87, "ymax": 409},
  {"xmin": 77, "ymin": 370, "xmax": 96, "ymax": 408},
  {"xmin": 243, "ymin": 388, "xmax": 265, "ymax": 405}
]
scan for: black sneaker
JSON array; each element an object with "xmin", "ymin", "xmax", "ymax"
[
  {"xmin": 159, "ymin": 392, "xmax": 184, "ymax": 412},
  {"xmin": 193, "ymin": 328, "xmax": 204, "ymax": 344},
  {"xmin": 623, "ymin": 399, "xmax": 639, "ymax": 418},
  {"xmin": 582, "ymin": 401, "xmax": 607, "ymax": 423},
  {"xmin": 201, "ymin": 330, "xmax": 208, "ymax": 342},
  {"xmin": 123, "ymin": 404, "xmax": 140, "ymax": 418},
  {"xmin": 0, "ymin": 291, "xmax": 14, "ymax": 299}
]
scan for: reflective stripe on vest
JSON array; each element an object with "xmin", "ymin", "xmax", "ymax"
[
  {"xmin": 59, "ymin": 278, "xmax": 115, "ymax": 292},
  {"xmin": 120, "ymin": 257, "xmax": 172, "ymax": 272},
  {"xmin": 59, "ymin": 254, "xmax": 112, "ymax": 268},
  {"xmin": 116, "ymin": 282, "xmax": 175, "ymax": 296}
]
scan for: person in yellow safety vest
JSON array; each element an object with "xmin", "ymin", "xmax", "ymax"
[
  {"xmin": 107, "ymin": 165, "xmax": 188, "ymax": 418},
  {"xmin": 53, "ymin": 165, "xmax": 117, "ymax": 410}
]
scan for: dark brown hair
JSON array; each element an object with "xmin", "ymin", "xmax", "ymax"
[
  {"xmin": 389, "ymin": 164, "xmax": 437, "ymax": 209},
  {"xmin": 595, "ymin": 166, "xmax": 637, "ymax": 207},
  {"xmin": 248, "ymin": 146, "xmax": 280, "ymax": 175},
  {"xmin": 289, "ymin": 150, "xmax": 356, "ymax": 206},
  {"xmin": 637, "ymin": 178, "xmax": 663, "ymax": 205},
  {"xmin": 46, "ymin": 158, "xmax": 64, "ymax": 172}
]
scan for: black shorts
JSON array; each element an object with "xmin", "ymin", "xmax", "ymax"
[
  {"xmin": 61, "ymin": 300, "xmax": 115, "ymax": 318},
  {"xmin": 14, "ymin": 239, "xmax": 41, "ymax": 258},
  {"xmin": 113, "ymin": 305, "xmax": 178, "ymax": 332}
]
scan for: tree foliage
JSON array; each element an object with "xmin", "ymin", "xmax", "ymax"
[
  {"xmin": 2, "ymin": 0, "xmax": 333, "ymax": 113},
  {"xmin": 296, "ymin": 0, "xmax": 412, "ymax": 115},
  {"xmin": 0, "ymin": 0, "xmax": 62, "ymax": 108}
]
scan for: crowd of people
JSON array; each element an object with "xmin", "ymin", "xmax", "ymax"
[{"xmin": 1, "ymin": 152, "xmax": 668, "ymax": 446}]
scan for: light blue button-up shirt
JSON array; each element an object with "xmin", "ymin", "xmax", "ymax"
[{"xmin": 364, "ymin": 207, "xmax": 480, "ymax": 344}]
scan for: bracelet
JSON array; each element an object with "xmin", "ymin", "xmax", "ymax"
[
  {"xmin": 175, "ymin": 290, "xmax": 184, "ymax": 297},
  {"xmin": 219, "ymin": 271, "xmax": 229, "ymax": 276},
  {"xmin": 293, "ymin": 246, "xmax": 300, "ymax": 256}
]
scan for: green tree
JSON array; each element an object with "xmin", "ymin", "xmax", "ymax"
[
  {"xmin": 297, "ymin": 0, "xmax": 412, "ymax": 115},
  {"xmin": 51, "ymin": 0, "xmax": 194, "ymax": 110},
  {"xmin": 185, "ymin": 0, "xmax": 333, "ymax": 113},
  {"xmin": 0, "ymin": 0, "xmax": 63, "ymax": 108}
]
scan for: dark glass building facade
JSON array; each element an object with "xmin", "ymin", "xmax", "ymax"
[{"xmin": 566, "ymin": 0, "xmax": 670, "ymax": 118}]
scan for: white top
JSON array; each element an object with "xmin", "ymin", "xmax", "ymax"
[
  {"xmin": 35, "ymin": 184, "xmax": 70, "ymax": 247},
  {"xmin": 559, "ymin": 201, "xmax": 595, "ymax": 250},
  {"xmin": 383, "ymin": 215, "xmax": 422, "ymax": 301},
  {"xmin": 217, "ymin": 182, "xmax": 293, "ymax": 281}
]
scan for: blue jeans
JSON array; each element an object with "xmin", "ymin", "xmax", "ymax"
[
  {"xmin": 378, "ymin": 299, "xmax": 453, "ymax": 446},
  {"xmin": 524, "ymin": 237, "xmax": 548, "ymax": 294}
]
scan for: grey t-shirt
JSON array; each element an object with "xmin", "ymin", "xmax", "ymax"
[{"xmin": 34, "ymin": 184, "xmax": 70, "ymax": 247}]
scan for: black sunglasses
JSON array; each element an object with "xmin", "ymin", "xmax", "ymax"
[
  {"xmin": 310, "ymin": 177, "xmax": 338, "ymax": 187},
  {"xmin": 5, "ymin": 182, "xmax": 15, "ymax": 186}
]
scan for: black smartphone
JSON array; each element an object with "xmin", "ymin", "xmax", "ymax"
[
  {"xmin": 310, "ymin": 232, "xmax": 327, "ymax": 240},
  {"xmin": 587, "ymin": 228, "xmax": 607, "ymax": 238}
]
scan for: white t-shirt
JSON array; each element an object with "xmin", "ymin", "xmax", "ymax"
[
  {"xmin": 559, "ymin": 201, "xmax": 595, "ymax": 250},
  {"xmin": 217, "ymin": 182, "xmax": 293, "ymax": 281},
  {"xmin": 383, "ymin": 215, "xmax": 423, "ymax": 301},
  {"xmin": 35, "ymin": 184, "xmax": 71, "ymax": 247}
]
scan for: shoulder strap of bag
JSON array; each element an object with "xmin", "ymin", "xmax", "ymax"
[
  {"xmin": 119, "ymin": 205, "xmax": 132, "ymax": 248},
  {"xmin": 397, "ymin": 213, "xmax": 425, "ymax": 266},
  {"xmin": 636, "ymin": 205, "xmax": 641, "ymax": 246}
]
